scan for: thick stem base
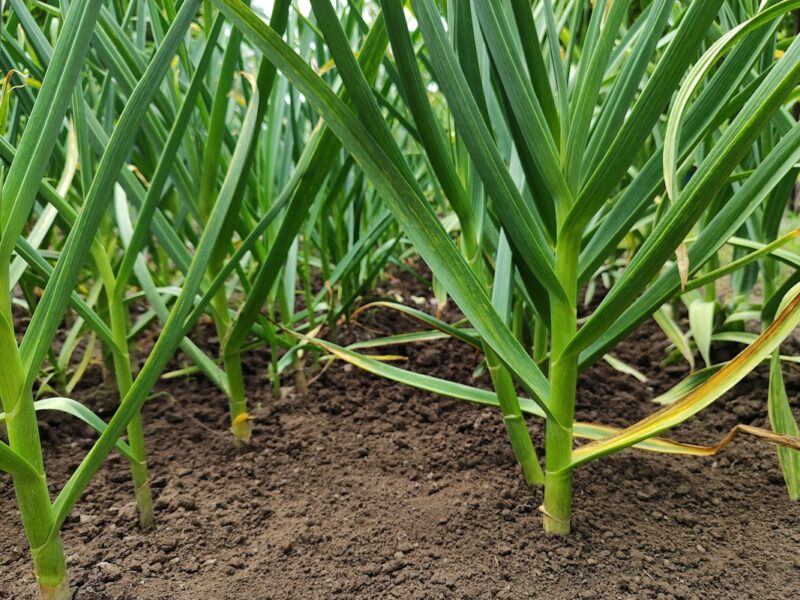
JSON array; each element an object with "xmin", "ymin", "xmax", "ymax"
[
  {"xmin": 135, "ymin": 480, "xmax": 154, "ymax": 530},
  {"xmin": 231, "ymin": 416, "xmax": 253, "ymax": 446},
  {"xmin": 542, "ymin": 469, "xmax": 573, "ymax": 535},
  {"xmin": 224, "ymin": 353, "xmax": 252, "ymax": 446},
  {"xmin": 32, "ymin": 535, "xmax": 70, "ymax": 600},
  {"xmin": 126, "ymin": 414, "xmax": 154, "ymax": 530},
  {"xmin": 38, "ymin": 577, "xmax": 70, "ymax": 600}
]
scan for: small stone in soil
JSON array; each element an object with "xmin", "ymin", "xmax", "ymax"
[
  {"xmin": 97, "ymin": 562, "xmax": 122, "ymax": 582},
  {"xmin": 183, "ymin": 560, "xmax": 200, "ymax": 573}
]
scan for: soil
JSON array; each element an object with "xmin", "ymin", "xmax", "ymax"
[{"xmin": 2, "ymin": 271, "xmax": 800, "ymax": 600}]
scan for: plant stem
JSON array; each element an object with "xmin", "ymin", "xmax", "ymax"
[
  {"xmin": 464, "ymin": 232, "xmax": 543, "ymax": 486},
  {"xmin": 32, "ymin": 535, "xmax": 70, "ymax": 600},
  {"xmin": 223, "ymin": 349, "xmax": 252, "ymax": 444},
  {"xmin": 543, "ymin": 230, "xmax": 579, "ymax": 535},
  {"xmin": 126, "ymin": 412, "xmax": 154, "ymax": 527},
  {"xmin": 199, "ymin": 13, "xmax": 255, "ymax": 445},
  {"xmin": 293, "ymin": 353, "xmax": 308, "ymax": 393},
  {"xmin": 486, "ymin": 347, "xmax": 544, "ymax": 486},
  {"xmin": 0, "ymin": 272, "xmax": 69, "ymax": 597},
  {"xmin": 104, "ymin": 252, "xmax": 154, "ymax": 528},
  {"xmin": 108, "ymin": 314, "xmax": 153, "ymax": 528}
]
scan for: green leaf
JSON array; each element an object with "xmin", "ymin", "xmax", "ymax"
[
  {"xmin": 652, "ymin": 364, "xmax": 725, "ymax": 406},
  {"xmin": 653, "ymin": 306, "xmax": 695, "ymax": 372},
  {"xmin": 209, "ymin": 0, "xmax": 555, "ymax": 416},
  {"xmin": 768, "ymin": 351, "xmax": 800, "ymax": 500},
  {"xmin": 664, "ymin": 0, "xmax": 800, "ymax": 206},
  {"xmin": 688, "ymin": 299, "xmax": 715, "ymax": 368},
  {"xmin": 0, "ymin": 440, "xmax": 41, "ymax": 480},
  {"xmin": 573, "ymin": 40, "xmax": 800, "ymax": 363},
  {"xmin": 602, "ymin": 354, "xmax": 648, "ymax": 384},
  {"xmin": 563, "ymin": 0, "xmax": 628, "ymax": 191},
  {"xmin": 19, "ymin": 0, "xmax": 203, "ymax": 391},
  {"xmin": 223, "ymin": 6, "xmax": 389, "ymax": 357},
  {"xmin": 354, "ymin": 300, "xmax": 481, "ymax": 349},
  {"xmin": 566, "ymin": 0, "xmax": 725, "ymax": 234},
  {"xmin": 0, "ymin": 0, "xmax": 105, "ymax": 262},
  {"xmin": 410, "ymin": 0, "xmax": 566, "ymax": 304},
  {"xmin": 472, "ymin": 0, "xmax": 569, "ymax": 203},
  {"xmin": 0, "ymin": 397, "xmax": 135, "ymax": 463}
]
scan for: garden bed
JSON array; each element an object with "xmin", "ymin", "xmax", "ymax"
[{"xmin": 2, "ymin": 287, "xmax": 799, "ymax": 599}]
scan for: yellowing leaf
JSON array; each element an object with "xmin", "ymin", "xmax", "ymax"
[
  {"xmin": 570, "ymin": 284, "xmax": 800, "ymax": 469},
  {"xmin": 232, "ymin": 412, "xmax": 253, "ymax": 425},
  {"xmin": 0, "ymin": 70, "xmax": 26, "ymax": 136}
]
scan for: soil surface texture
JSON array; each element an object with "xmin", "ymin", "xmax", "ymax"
[{"xmin": 2, "ymin": 273, "xmax": 800, "ymax": 599}]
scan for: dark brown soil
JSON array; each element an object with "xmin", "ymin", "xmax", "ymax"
[{"xmin": 2, "ymin": 276, "xmax": 800, "ymax": 599}]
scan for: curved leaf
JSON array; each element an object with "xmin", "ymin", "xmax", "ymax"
[
  {"xmin": 0, "ymin": 398, "xmax": 135, "ymax": 462},
  {"xmin": 210, "ymin": 0, "xmax": 555, "ymax": 416},
  {"xmin": 571, "ymin": 284, "xmax": 800, "ymax": 469}
]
